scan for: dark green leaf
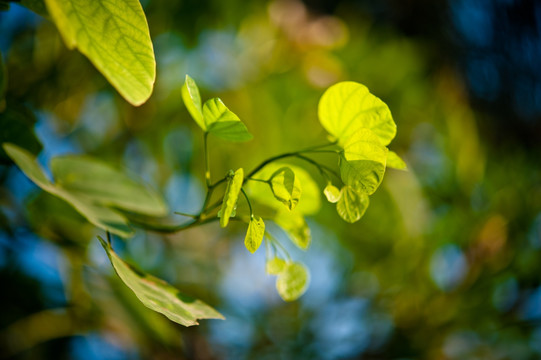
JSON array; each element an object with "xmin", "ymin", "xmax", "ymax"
[
  {"xmin": 0, "ymin": 104, "xmax": 43, "ymax": 165},
  {"xmin": 98, "ymin": 237, "xmax": 224, "ymax": 327},
  {"xmin": 20, "ymin": 0, "xmax": 49, "ymax": 17}
]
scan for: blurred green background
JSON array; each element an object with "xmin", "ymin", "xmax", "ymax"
[{"xmin": 1, "ymin": 0, "xmax": 541, "ymax": 359}]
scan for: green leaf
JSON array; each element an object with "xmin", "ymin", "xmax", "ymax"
[
  {"xmin": 44, "ymin": 0, "xmax": 155, "ymax": 106},
  {"xmin": 51, "ymin": 155, "xmax": 168, "ymax": 217},
  {"xmin": 276, "ymin": 262, "xmax": 309, "ymax": 302},
  {"xmin": 0, "ymin": 1, "xmax": 10, "ymax": 11},
  {"xmin": 219, "ymin": 168, "xmax": 244, "ymax": 227},
  {"xmin": 336, "ymin": 186, "xmax": 369, "ymax": 223},
  {"xmin": 269, "ymin": 167, "xmax": 302, "ymax": 211},
  {"xmin": 323, "ymin": 183, "xmax": 341, "ymax": 203},
  {"xmin": 2, "ymin": 143, "xmax": 138, "ymax": 237},
  {"xmin": 20, "ymin": 0, "xmax": 49, "ymax": 17},
  {"xmin": 182, "ymin": 75, "xmax": 205, "ymax": 130},
  {"xmin": 318, "ymin": 81, "xmax": 396, "ymax": 146},
  {"xmin": 247, "ymin": 163, "xmax": 321, "ymax": 215},
  {"xmin": 266, "ymin": 257, "xmax": 286, "ymax": 275},
  {"xmin": 98, "ymin": 237, "xmax": 224, "ymax": 326},
  {"xmin": 203, "ymin": 98, "xmax": 252, "ymax": 142},
  {"xmin": 387, "ymin": 150, "xmax": 407, "ymax": 170},
  {"xmin": 0, "ymin": 104, "xmax": 43, "ymax": 165},
  {"xmin": 340, "ymin": 128, "xmax": 388, "ymax": 195},
  {"xmin": 274, "ymin": 209, "xmax": 311, "ymax": 250},
  {"xmin": 244, "ymin": 216, "xmax": 265, "ymax": 253},
  {"xmin": 0, "ymin": 50, "xmax": 6, "ymax": 100}
]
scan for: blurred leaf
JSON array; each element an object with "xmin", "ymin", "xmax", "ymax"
[
  {"xmin": 248, "ymin": 163, "xmax": 321, "ymax": 215},
  {"xmin": 0, "ymin": 104, "xmax": 42, "ymax": 165},
  {"xmin": 387, "ymin": 150, "xmax": 407, "ymax": 170},
  {"xmin": 219, "ymin": 168, "xmax": 244, "ymax": 227},
  {"xmin": 0, "ymin": 1, "xmax": 9, "ymax": 11},
  {"xmin": 3, "ymin": 143, "xmax": 134, "ymax": 237},
  {"xmin": 266, "ymin": 257, "xmax": 286, "ymax": 275},
  {"xmin": 0, "ymin": 49, "xmax": 6, "ymax": 100},
  {"xmin": 318, "ymin": 81, "xmax": 396, "ymax": 146},
  {"xmin": 276, "ymin": 262, "xmax": 309, "ymax": 302},
  {"xmin": 98, "ymin": 237, "xmax": 224, "ymax": 327},
  {"xmin": 274, "ymin": 209, "xmax": 311, "ymax": 250},
  {"xmin": 244, "ymin": 216, "xmax": 265, "ymax": 253},
  {"xmin": 20, "ymin": 0, "xmax": 49, "ymax": 17},
  {"xmin": 44, "ymin": 0, "xmax": 155, "ymax": 105},
  {"xmin": 269, "ymin": 167, "xmax": 301, "ymax": 211},
  {"xmin": 203, "ymin": 98, "xmax": 252, "ymax": 142},
  {"xmin": 336, "ymin": 186, "xmax": 369, "ymax": 223},
  {"xmin": 324, "ymin": 183, "xmax": 341, "ymax": 203},
  {"xmin": 51, "ymin": 155, "xmax": 168, "ymax": 217},
  {"xmin": 182, "ymin": 75, "xmax": 205, "ymax": 130}
]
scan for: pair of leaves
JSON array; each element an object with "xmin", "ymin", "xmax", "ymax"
[
  {"xmin": 324, "ymin": 183, "xmax": 369, "ymax": 223},
  {"xmin": 3, "ymin": 143, "xmax": 167, "ymax": 237},
  {"xmin": 98, "ymin": 237, "xmax": 223, "ymax": 326},
  {"xmin": 182, "ymin": 75, "xmax": 252, "ymax": 142},
  {"xmin": 21, "ymin": 0, "xmax": 155, "ymax": 106},
  {"xmin": 266, "ymin": 258, "xmax": 309, "ymax": 301}
]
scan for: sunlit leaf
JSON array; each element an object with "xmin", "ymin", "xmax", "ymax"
[
  {"xmin": 44, "ymin": 0, "xmax": 155, "ymax": 106},
  {"xmin": 247, "ymin": 163, "xmax": 321, "ymax": 215},
  {"xmin": 340, "ymin": 129, "xmax": 388, "ymax": 195},
  {"xmin": 182, "ymin": 75, "xmax": 205, "ymax": 130},
  {"xmin": 98, "ymin": 237, "xmax": 224, "ymax": 327},
  {"xmin": 3, "ymin": 143, "xmax": 135, "ymax": 237},
  {"xmin": 266, "ymin": 257, "xmax": 286, "ymax": 275},
  {"xmin": 318, "ymin": 81, "xmax": 396, "ymax": 146},
  {"xmin": 269, "ymin": 167, "xmax": 302, "ymax": 211},
  {"xmin": 336, "ymin": 186, "xmax": 369, "ymax": 223},
  {"xmin": 244, "ymin": 216, "xmax": 265, "ymax": 253},
  {"xmin": 219, "ymin": 168, "xmax": 244, "ymax": 227},
  {"xmin": 387, "ymin": 150, "xmax": 407, "ymax": 170},
  {"xmin": 276, "ymin": 262, "xmax": 309, "ymax": 301},
  {"xmin": 323, "ymin": 183, "xmax": 341, "ymax": 203},
  {"xmin": 274, "ymin": 209, "xmax": 311, "ymax": 250},
  {"xmin": 203, "ymin": 98, "xmax": 252, "ymax": 142},
  {"xmin": 51, "ymin": 155, "xmax": 168, "ymax": 217}
]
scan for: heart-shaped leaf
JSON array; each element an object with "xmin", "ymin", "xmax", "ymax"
[
  {"xmin": 275, "ymin": 262, "xmax": 309, "ymax": 302},
  {"xmin": 336, "ymin": 186, "xmax": 370, "ymax": 223}
]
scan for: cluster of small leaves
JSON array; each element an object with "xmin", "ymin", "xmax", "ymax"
[
  {"xmin": 3, "ymin": 75, "xmax": 404, "ymax": 327},
  {"xmin": 318, "ymin": 82, "xmax": 406, "ymax": 223}
]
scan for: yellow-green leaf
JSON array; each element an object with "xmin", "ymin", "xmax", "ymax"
[
  {"xmin": 266, "ymin": 257, "xmax": 286, "ymax": 275},
  {"xmin": 247, "ymin": 163, "xmax": 321, "ymax": 215},
  {"xmin": 203, "ymin": 98, "xmax": 252, "ymax": 142},
  {"xmin": 318, "ymin": 81, "xmax": 396, "ymax": 146},
  {"xmin": 336, "ymin": 186, "xmax": 369, "ymax": 223},
  {"xmin": 276, "ymin": 262, "xmax": 309, "ymax": 302},
  {"xmin": 244, "ymin": 216, "xmax": 265, "ymax": 253},
  {"xmin": 387, "ymin": 150, "xmax": 407, "ymax": 170},
  {"xmin": 274, "ymin": 209, "xmax": 311, "ymax": 250},
  {"xmin": 182, "ymin": 75, "xmax": 205, "ymax": 130},
  {"xmin": 44, "ymin": 0, "xmax": 156, "ymax": 106},
  {"xmin": 219, "ymin": 168, "xmax": 244, "ymax": 227},
  {"xmin": 98, "ymin": 237, "xmax": 224, "ymax": 327},
  {"xmin": 323, "ymin": 183, "xmax": 341, "ymax": 203},
  {"xmin": 269, "ymin": 167, "xmax": 302, "ymax": 211}
]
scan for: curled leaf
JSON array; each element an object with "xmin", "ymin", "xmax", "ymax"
[
  {"xmin": 269, "ymin": 167, "xmax": 302, "ymax": 211},
  {"xmin": 219, "ymin": 168, "xmax": 244, "ymax": 227}
]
